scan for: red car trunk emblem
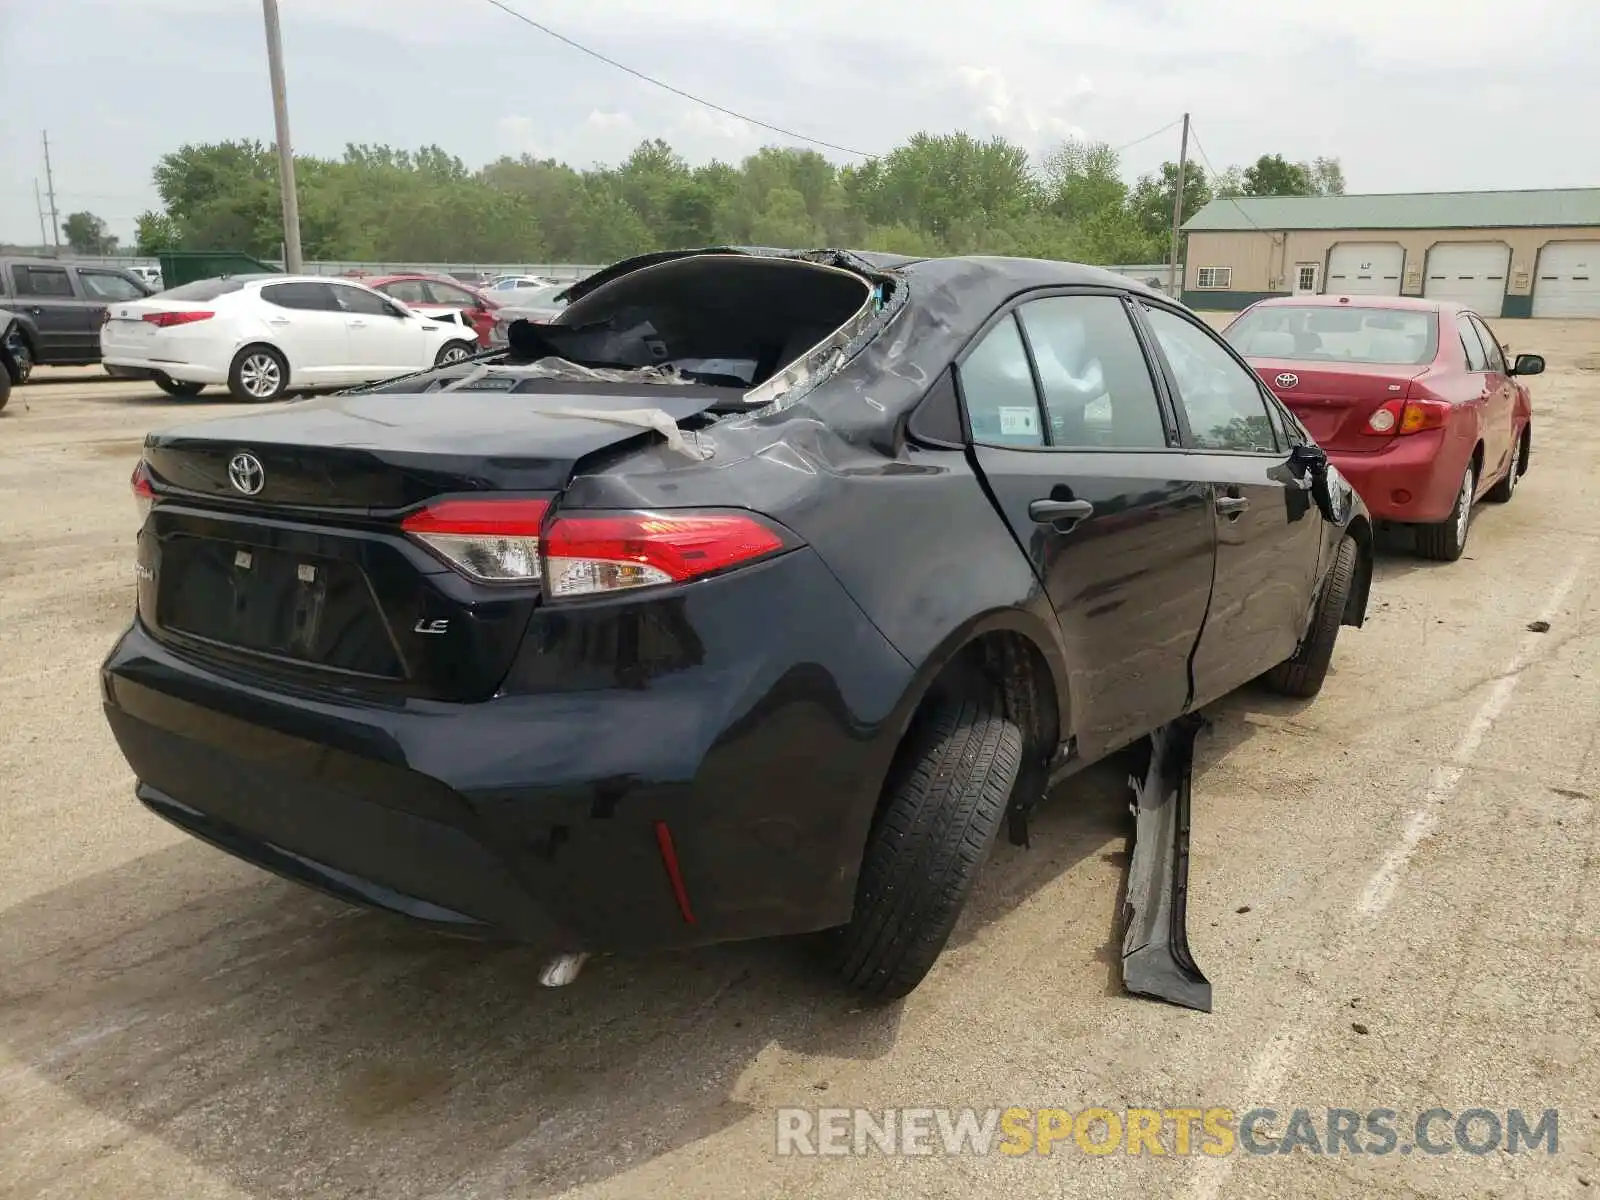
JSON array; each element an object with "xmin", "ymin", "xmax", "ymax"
[{"xmin": 1275, "ymin": 372, "xmax": 1300, "ymax": 388}]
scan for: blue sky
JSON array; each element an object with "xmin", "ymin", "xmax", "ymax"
[{"xmin": 2, "ymin": 0, "xmax": 1597, "ymax": 247}]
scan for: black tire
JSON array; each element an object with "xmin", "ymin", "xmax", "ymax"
[
  {"xmin": 227, "ymin": 345, "xmax": 289, "ymax": 402},
  {"xmin": 0, "ymin": 368, "xmax": 10, "ymax": 414},
  {"xmin": 12, "ymin": 339, "xmax": 33, "ymax": 384},
  {"xmin": 1415, "ymin": 459, "xmax": 1475, "ymax": 562},
  {"xmin": 1264, "ymin": 534, "xmax": 1358, "ymax": 699},
  {"xmin": 435, "ymin": 340, "xmax": 476, "ymax": 368},
  {"xmin": 835, "ymin": 694, "xmax": 1022, "ymax": 1000},
  {"xmin": 154, "ymin": 373, "xmax": 205, "ymax": 397},
  {"xmin": 1484, "ymin": 431, "xmax": 1524, "ymax": 503}
]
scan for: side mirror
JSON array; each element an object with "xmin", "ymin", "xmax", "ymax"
[{"xmin": 1510, "ymin": 353, "xmax": 1544, "ymax": 377}]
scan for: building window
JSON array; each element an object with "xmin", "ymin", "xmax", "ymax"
[
  {"xmin": 1297, "ymin": 264, "xmax": 1318, "ymax": 292},
  {"xmin": 1196, "ymin": 267, "xmax": 1232, "ymax": 290}
]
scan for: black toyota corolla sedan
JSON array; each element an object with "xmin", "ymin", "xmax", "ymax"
[{"xmin": 102, "ymin": 248, "xmax": 1371, "ymax": 999}]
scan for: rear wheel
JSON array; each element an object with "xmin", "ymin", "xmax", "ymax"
[
  {"xmin": 154, "ymin": 373, "xmax": 205, "ymax": 397},
  {"xmin": 12, "ymin": 339, "xmax": 33, "ymax": 384},
  {"xmin": 835, "ymin": 693, "xmax": 1022, "ymax": 1000},
  {"xmin": 435, "ymin": 340, "xmax": 475, "ymax": 367},
  {"xmin": 227, "ymin": 345, "xmax": 288, "ymax": 402},
  {"xmin": 1484, "ymin": 432, "xmax": 1523, "ymax": 503},
  {"xmin": 1264, "ymin": 534, "xmax": 1358, "ymax": 698},
  {"xmin": 1415, "ymin": 460, "xmax": 1475, "ymax": 562},
  {"xmin": 0, "ymin": 367, "xmax": 10, "ymax": 413}
]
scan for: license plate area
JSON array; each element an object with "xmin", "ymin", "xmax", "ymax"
[{"xmin": 157, "ymin": 537, "xmax": 403, "ymax": 678}]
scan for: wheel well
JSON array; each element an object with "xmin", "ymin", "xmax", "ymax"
[
  {"xmin": 232, "ymin": 342, "xmax": 290, "ymax": 386},
  {"xmin": 1471, "ymin": 440, "xmax": 1484, "ymax": 477},
  {"xmin": 1519, "ymin": 422, "xmax": 1531, "ymax": 474}
]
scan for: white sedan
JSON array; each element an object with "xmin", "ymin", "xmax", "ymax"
[{"xmin": 100, "ymin": 274, "xmax": 482, "ymax": 401}]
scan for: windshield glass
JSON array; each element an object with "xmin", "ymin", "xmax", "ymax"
[{"xmin": 1225, "ymin": 305, "xmax": 1437, "ymax": 365}]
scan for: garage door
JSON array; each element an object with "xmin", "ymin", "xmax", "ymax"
[
  {"xmin": 1326, "ymin": 243, "xmax": 1404, "ymax": 296},
  {"xmin": 1532, "ymin": 242, "xmax": 1600, "ymax": 318},
  {"xmin": 1423, "ymin": 242, "xmax": 1510, "ymax": 317}
]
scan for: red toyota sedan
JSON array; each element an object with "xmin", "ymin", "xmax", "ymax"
[
  {"xmin": 365, "ymin": 274, "xmax": 499, "ymax": 347},
  {"xmin": 1223, "ymin": 296, "xmax": 1543, "ymax": 561}
]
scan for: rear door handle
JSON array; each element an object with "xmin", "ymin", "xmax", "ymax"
[
  {"xmin": 1215, "ymin": 496, "xmax": 1250, "ymax": 516},
  {"xmin": 267, "ymin": 316, "xmax": 290, "ymax": 326},
  {"xmin": 348, "ymin": 319, "xmax": 368, "ymax": 328},
  {"xmin": 1029, "ymin": 498, "xmax": 1095, "ymax": 525}
]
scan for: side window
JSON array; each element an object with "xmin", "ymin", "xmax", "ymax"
[
  {"xmin": 957, "ymin": 315, "xmax": 1045, "ymax": 447},
  {"xmin": 78, "ymin": 271, "xmax": 145, "ymax": 302},
  {"xmin": 14, "ymin": 265, "xmax": 73, "ymax": 297},
  {"xmin": 1456, "ymin": 314, "xmax": 1488, "ymax": 371},
  {"xmin": 1143, "ymin": 305, "xmax": 1279, "ymax": 453},
  {"xmin": 261, "ymin": 281, "xmax": 338, "ymax": 311},
  {"xmin": 1470, "ymin": 315, "xmax": 1506, "ymax": 373},
  {"xmin": 333, "ymin": 285, "xmax": 393, "ymax": 316},
  {"xmin": 426, "ymin": 282, "xmax": 476, "ymax": 306},
  {"xmin": 385, "ymin": 280, "xmax": 431, "ymax": 304},
  {"xmin": 1016, "ymin": 295, "xmax": 1169, "ymax": 449}
]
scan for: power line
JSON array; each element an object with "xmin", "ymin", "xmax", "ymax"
[
  {"xmin": 1113, "ymin": 117, "xmax": 1183, "ymax": 155},
  {"xmin": 477, "ymin": 0, "xmax": 874, "ymax": 158},
  {"xmin": 1187, "ymin": 121, "xmax": 1267, "ymax": 233}
]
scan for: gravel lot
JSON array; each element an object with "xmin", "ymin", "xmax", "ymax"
[{"xmin": 3, "ymin": 321, "xmax": 1598, "ymax": 1200}]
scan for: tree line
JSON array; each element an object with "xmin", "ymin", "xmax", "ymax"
[{"xmin": 114, "ymin": 134, "xmax": 1345, "ymax": 265}]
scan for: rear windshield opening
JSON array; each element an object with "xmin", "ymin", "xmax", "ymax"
[
  {"xmin": 506, "ymin": 254, "xmax": 876, "ymax": 389},
  {"xmin": 1226, "ymin": 305, "xmax": 1438, "ymax": 366}
]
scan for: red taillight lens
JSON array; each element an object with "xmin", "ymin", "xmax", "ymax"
[
  {"xmin": 542, "ymin": 510, "xmax": 788, "ymax": 598},
  {"xmin": 1363, "ymin": 397, "xmax": 1448, "ymax": 437},
  {"xmin": 141, "ymin": 310, "xmax": 214, "ymax": 327},
  {"xmin": 401, "ymin": 498, "xmax": 549, "ymax": 583},
  {"xmin": 131, "ymin": 460, "xmax": 155, "ymax": 522}
]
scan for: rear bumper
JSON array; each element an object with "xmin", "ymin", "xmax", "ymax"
[
  {"xmin": 1329, "ymin": 431, "xmax": 1468, "ymax": 524},
  {"xmin": 100, "ymin": 353, "xmax": 229, "ymax": 384},
  {"xmin": 100, "ymin": 548, "xmax": 916, "ymax": 952}
]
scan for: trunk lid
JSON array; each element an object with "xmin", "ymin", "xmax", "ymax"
[
  {"xmin": 1249, "ymin": 359, "xmax": 1431, "ymax": 452},
  {"xmin": 137, "ymin": 386, "xmax": 728, "ymax": 700}
]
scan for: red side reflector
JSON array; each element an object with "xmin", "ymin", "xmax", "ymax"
[
  {"xmin": 141, "ymin": 310, "xmax": 214, "ymax": 327},
  {"xmin": 654, "ymin": 820, "xmax": 696, "ymax": 923},
  {"xmin": 131, "ymin": 460, "xmax": 155, "ymax": 522}
]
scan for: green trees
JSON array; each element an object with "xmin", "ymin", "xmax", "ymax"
[
  {"xmin": 133, "ymin": 135, "xmax": 1343, "ymax": 265},
  {"xmin": 61, "ymin": 212, "xmax": 119, "ymax": 254}
]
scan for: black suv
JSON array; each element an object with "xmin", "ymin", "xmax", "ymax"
[
  {"xmin": 101, "ymin": 249, "xmax": 1372, "ymax": 999},
  {"xmin": 0, "ymin": 256, "xmax": 152, "ymax": 376}
]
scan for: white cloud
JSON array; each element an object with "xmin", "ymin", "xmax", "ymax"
[
  {"xmin": 953, "ymin": 66, "xmax": 1087, "ymax": 150},
  {"xmin": 585, "ymin": 110, "xmax": 635, "ymax": 131}
]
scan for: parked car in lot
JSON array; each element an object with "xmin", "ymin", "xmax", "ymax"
[
  {"xmin": 0, "ymin": 255, "xmax": 153, "ymax": 375},
  {"xmin": 0, "ymin": 308, "xmax": 27, "ymax": 411},
  {"xmin": 485, "ymin": 283, "xmax": 568, "ymax": 343},
  {"xmin": 487, "ymin": 274, "xmax": 558, "ymax": 292},
  {"xmin": 99, "ymin": 274, "xmax": 482, "ymax": 401},
  {"xmin": 364, "ymin": 273, "xmax": 499, "ymax": 346},
  {"xmin": 102, "ymin": 249, "xmax": 1371, "ymax": 999},
  {"xmin": 1224, "ymin": 296, "xmax": 1542, "ymax": 561}
]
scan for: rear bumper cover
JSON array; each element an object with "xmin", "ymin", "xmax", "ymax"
[
  {"xmin": 101, "ymin": 548, "xmax": 915, "ymax": 952},
  {"xmin": 1328, "ymin": 431, "xmax": 1467, "ymax": 524},
  {"xmin": 100, "ymin": 354, "xmax": 229, "ymax": 384}
]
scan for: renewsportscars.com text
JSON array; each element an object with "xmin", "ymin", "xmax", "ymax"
[{"xmin": 774, "ymin": 1106, "xmax": 1559, "ymax": 1158}]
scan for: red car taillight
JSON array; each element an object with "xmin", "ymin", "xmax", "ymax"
[
  {"xmin": 401, "ymin": 498, "xmax": 549, "ymax": 583},
  {"xmin": 131, "ymin": 460, "xmax": 155, "ymax": 523},
  {"xmin": 1362, "ymin": 397, "xmax": 1449, "ymax": 437},
  {"xmin": 542, "ymin": 510, "xmax": 788, "ymax": 598},
  {"xmin": 141, "ymin": 310, "xmax": 214, "ymax": 327}
]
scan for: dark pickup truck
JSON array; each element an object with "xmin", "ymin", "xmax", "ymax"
[{"xmin": 0, "ymin": 256, "xmax": 153, "ymax": 377}]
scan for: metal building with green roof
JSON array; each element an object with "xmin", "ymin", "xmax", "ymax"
[{"xmin": 1178, "ymin": 188, "xmax": 1600, "ymax": 317}]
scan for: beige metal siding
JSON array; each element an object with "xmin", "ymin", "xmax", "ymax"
[{"xmin": 1185, "ymin": 226, "xmax": 1600, "ymax": 297}]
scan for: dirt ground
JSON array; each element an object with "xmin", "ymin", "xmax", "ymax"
[{"xmin": 3, "ymin": 320, "xmax": 1599, "ymax": 1200}]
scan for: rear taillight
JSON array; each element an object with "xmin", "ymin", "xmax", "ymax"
[
  {"xmin": 141, "ymin": 310, "xmax": 214, "ymax": 327},
  {"xmin": 131, "ymin": 460, "xmax": 155, "ymax": 522},
  {"xmin": 1362, "ymin": 397, "xmax": 1449, "ymax": 437},
  {"xmin": 401, "ymin": 498, "xmax": 549, "ymax": 583},
  {"xmin": 542, "ymin": 509, "xmax": 788, "ymax": 598}
]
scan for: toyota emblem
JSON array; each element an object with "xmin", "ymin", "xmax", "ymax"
[
  {"xmin": 1275, "ymin": 372, "xmax": 1300, "ymax": 389},
  {"xmin": 227, "ymin": 452, "xmax": 265, "ymax": 496}
]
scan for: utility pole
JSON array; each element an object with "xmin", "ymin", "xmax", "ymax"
[
  {"xmin": 33, "ymin": 180, "xmax": 49, "ymax": 250},
  {"xmin": 41, "ymin": 132, "xmax": 62, "ymax": 254},
  {"xmin": 262, "ymin": 0, "xmax": 304, "ymax": 272},
  {"xmin": 1167, "ymin": 112, "xmax": 1190, "ymax": 298}
]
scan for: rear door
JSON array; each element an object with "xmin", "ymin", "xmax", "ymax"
[
  {"xmin": 960, "ymin": 290, "xmax": 1216, "ymax": 761},
  {"xmin": 1468, "ymin": 312, "xmax": 1516, "ymax": 482},
  {"xmin": 257, "ymin": 281, "xmax": 353, "ymax": 383},
  {"xmin": 1453, "ymin": 312, "xmax": 1504, "ymax": 482},
  {"xmin": 1136, "ymin": 302, "xmax": 1324, "ymax": 707},
  {"xmin": 9, "ymin": 263, "xmax": 85, "ymax": 361}
]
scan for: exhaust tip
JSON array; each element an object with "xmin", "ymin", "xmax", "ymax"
[{"xmin": 538, "ymin": 951, "xmax": 589, "ymax": 988}]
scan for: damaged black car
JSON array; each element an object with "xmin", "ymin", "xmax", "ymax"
[{"xmin": 101, "ymin": 248, "xmax": 1372, "ymax": 1000}]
